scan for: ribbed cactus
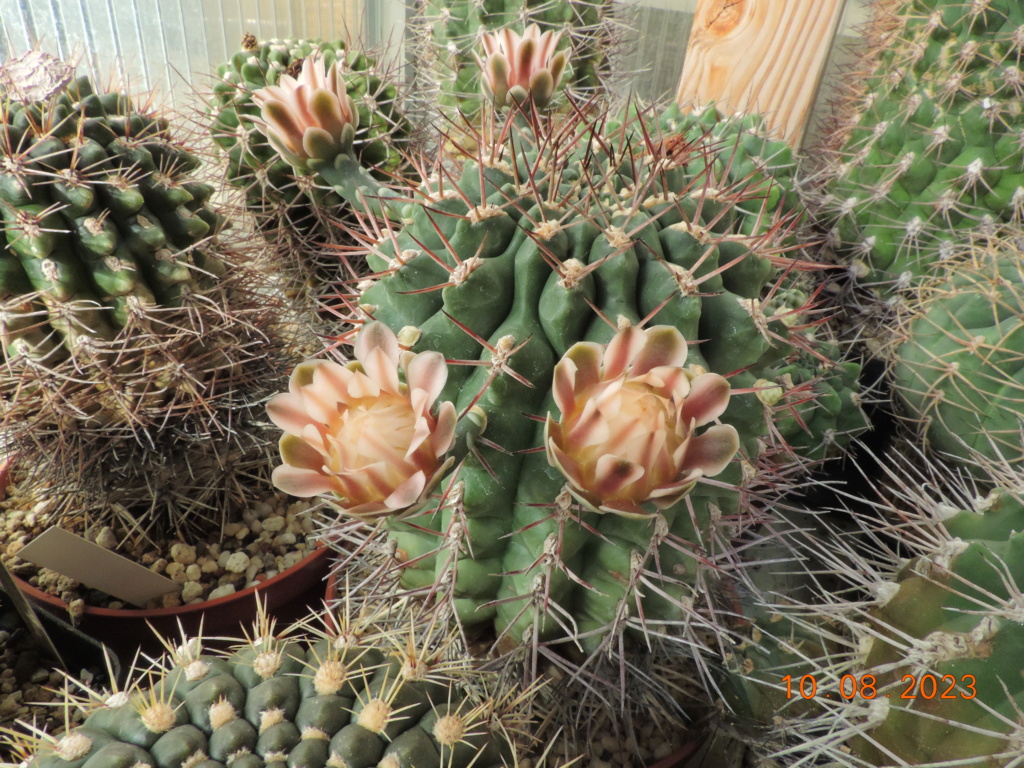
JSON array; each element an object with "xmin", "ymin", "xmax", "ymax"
[
  {"xmin": 209, "ymin": 36, "xmax": 410, "ymax": 292},
  {"xmin": 810, "ymin": 0, "xmax": 1024, "ymax": 290},
  {"xmin": 262, "ymin": 95, "xmax": 869, "ymax": 664},
  {"xmin": 719, "ymin": 455, "xmax": 1024, "ymax": 768},
  {"xmin": 0, "ymin": 53, "xmax": 294, "ymax": 541},
  {"xmin": 845, "ymin": 491, "xmax": 1024, "ymax": 766},
  {"xmin": 0, "ymin": 607, "xmax": 541, "ymax": 768},
  {"xmin": 408, "ymin": 0, "xmax": 619, "ymax": 125},
  {"xmin": 888, "ymin": 226, "xmax": 1024, "ymax": 476}
]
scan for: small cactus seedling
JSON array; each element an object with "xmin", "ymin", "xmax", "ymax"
[{"xmin": 0, "ymin": 52, "xmax": 297, "ymax": 543}]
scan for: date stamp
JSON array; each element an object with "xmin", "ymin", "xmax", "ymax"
[{"xmin": 782, "ymin": 674, "xmax": 977, "ymax": 700}]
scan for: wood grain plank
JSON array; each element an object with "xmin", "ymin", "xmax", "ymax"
[{"xmin": 675, "ymin": 0, "xmax": 846, "ymax": 147}]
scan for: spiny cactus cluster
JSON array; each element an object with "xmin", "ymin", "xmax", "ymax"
[
  {"xmin": 210, "ymin": 35, "xmax": 410, "ymax": 295},
  {"xmin": 408, "ymin": 0, "xmax": 621, "ymax": 125},
  {"xmin": 810, "ymin": 0, "xmax": 1024, "ymax": 291},
  {"xmin": 0, "ymin": 605, "xmax": 545, "ymax": 768},
  {"xmin": 0, "ymin": 53, "xmax": 294, "ymax": 541},
  {"xmin": 885, "ymin": 225, "xmax": 1024, "ymax": 476}
]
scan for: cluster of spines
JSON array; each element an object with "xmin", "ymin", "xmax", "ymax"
[
  {"xmin": 209, "ymin": 35, "xmax": 410, "ymax": 289},
  {"xmin": 0, "ymin": 606, "xmax": 541, "ymax": 768},
  {"xmin": 809, "ymin": 0, "xmax": 1024, "ymax": 291},
  {"xmin": 0, "ymin": 66, "xmax": 295, "ymax": 541}
]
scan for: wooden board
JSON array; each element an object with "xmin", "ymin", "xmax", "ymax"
[{"xmin": 675, "ymin": 0, "xmax": 847, "ymax": 147}]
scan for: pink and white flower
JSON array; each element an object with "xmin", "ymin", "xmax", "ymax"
[
  {"xmin": 545, "ymin": 324, "xmax": 740, "ymax": 518},
  {"xmin": 251, "ymin": 55, "xmax": 359, "ymax": 171},
  {"xmin": 477, "ymin": 24, "xmax": 568, "ymax": 109},
  {"xmin": 268, "ymin": 322, "xmax": 457, "ymax": 519}
]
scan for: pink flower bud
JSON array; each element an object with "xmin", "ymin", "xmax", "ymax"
[
  {"xmin": 476, "ymin": 24, "xmax": 568, "ymax": 110},
  {"xmin": 545, "ymin": 324, "xmax": 740, "ymax": 518}
]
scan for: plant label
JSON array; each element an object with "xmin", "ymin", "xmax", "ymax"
[{"xmin": 17, "ymin": 527, "xmax": 180, "ymax": 607}]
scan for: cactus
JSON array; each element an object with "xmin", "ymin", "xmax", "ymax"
[
  {"xmin": 407, "ymin": 0, "xmax": 619, "ymax": 125},
  {"xmin": 887, "ymin": 226, "xmax": 1024, "ymax": 476},
  {"xmin": 810, "ymin": 0, "xmax": 1024, "ymax": 290},
  {"xmin": 0, "ymin": 605, "xmax": 543, "ymax": 768},
  {"xmin": 209, "ymin": 36, "xmax": 410, "ymax": 291},
  {"xmin": 721, "ymin": 451, "xmax": 1024, "ymax": 768},
  {"xmin": 263, "ymin": 94, "xmax": 869, "ymax": 663},
  {"xmin": 0, "ymin": 52, "xmax": 296, "ymax": 542}
]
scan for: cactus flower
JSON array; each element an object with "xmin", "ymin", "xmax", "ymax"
[
  {"xmin": 267, "ymin": 322, "xmax": 457, "ymax": 519},
  {"xmin": 476, "ymin": 24, "xmax": 567, "ymax": 110},
  {"xmin": 251, "ymin": 55, "xmax": 359, "ymax": 172},
  {"xmin": 545, "ymin": 325, "xmax": 740, "ymax": 518}
]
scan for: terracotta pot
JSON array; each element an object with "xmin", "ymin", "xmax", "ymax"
[{"xmin": 0, "ymin": 458, "xmax": 331, "ymax": 658}]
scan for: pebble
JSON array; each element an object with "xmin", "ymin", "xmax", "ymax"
[
  {"xmin": 0, "ymin": 694, "xmax": 20, "ymax": 717},
  {"xmin": 170, "ymin": 543, "xmax": 197, "ymax": 565},
  {"xmin": 150, "ymin": 558, "xmax": 168, "ymax": 574},
  {"xmin": 253, "ymin": 502, "xmax": 273, "ymax": 517},
  {"xmin": 224, "ymin": 552, "xmax": 250, "ymax": 574},
  {"xmin": 161, "ymin": 592, "xmax": 181, "ymax": 608},
  {"xmin": 208, "ymin": 584, "xmax": 236, "ymax": 600},
  {"xmin": 185, "ymin": 564, "xmax": 202, "ymax": 581},
  {"xmin": 273, "ymin": 532, "xmax": 297, "ymax": 549},
  {"xmin": 181, "ymin": 582, "xmax": 204, "ymax": 603},
  {"xmin": 165, "ymin": 562, "xmax": 186, "ymax": 583},
  {"xmin": 201, "ymin": 558, "xmax": 219, "ymax": 574},
  {"xmin": 281, "ymin": 551, "xmax": 304, "ymax": 570},
  {"xmin": 94, "ymin": 527, "xmax": 118, "ymax": 550},
  {"xmin": 261, "ymin": 516, "xmax": 286, "ymax": 533}
]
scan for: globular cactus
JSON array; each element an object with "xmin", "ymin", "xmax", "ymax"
[
  {"xmin": 209, "ymin": 36, "xmax": 410, "ymax": 293},
  {"xmin": 261, "ymin": 88, "xmax": 870, "ymax": 664},
  {"xmin": 887, "ymin": 226, "xmax": 1024, "ymax": 476},
  {"xmin": 846, "ymin": 487, "xmax": 1024, "ymax": 766},
  {"xmin": 408, "ymin": 0, "xmax": 620, "ymax": 126},
  {"xmin": 809, "ymin": 0, "xmax": 1024, "ymax": 291},
  {"xmin": 0, "ymin": 52, "xmax": 295, "ymax": 541},
  {"xmin": 723, "ymin": 454, "xmax": 1024, "ymax": 768},
  {"xmin": 0, "ymin": 606, "xmax": 543, "ymax": 768}
]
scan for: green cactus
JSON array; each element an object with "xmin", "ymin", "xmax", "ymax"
[
  {"xmin": 889, "ymin": 226, "xmax": 1024, "ymax": 476},
  {"xmin": 844, "ymin": 496, "xmax": 1024, "ymax": 765},
  {"xmin": 0, "ymin": 53, "xmax": 295, "ymax": 541},
  {"xmin": 810, "ymin": 0, "xmax": 1024, "ymax": 290},
  {"xmin": 0, "ymin": 607, "xmax": 541, "ymax": 768},
  {"xmin": 273, "ymin": 101, "xmax": 869, "ymax": 661},
  {"xmin": 209, "ymin": 35, "xmax": 410, "ymax": 290},
  {"xmin": 409, "ymin": 0, "xmax": 617, "ymax": 125}
]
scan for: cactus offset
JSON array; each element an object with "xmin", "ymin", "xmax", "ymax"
[{"xmin": 0, "ymin": 53, "xmax": 296, "ymax": 542}]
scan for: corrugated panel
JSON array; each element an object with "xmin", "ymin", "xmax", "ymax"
[{"xmin": 0, "ymin": 0, "xmax": 371, "ymax": 107}]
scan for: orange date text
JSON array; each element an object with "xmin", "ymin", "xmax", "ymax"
[{"xmin": 782, "ymin": 674, "xmax": 977, "ymax": 700}]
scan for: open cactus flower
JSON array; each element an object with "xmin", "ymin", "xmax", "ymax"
[
  {"xmin": 251, "ymin": 54, "xmax": 359, "ymax": 172},
  {"xmin": 476, "ymin": 24, "xmax": 568, "ymax": 110},
  {"xmin": 545, "ymin": 324, "xmax": 740, "ymax": 518},
  {"xmin": 267, "ymin": 322, "xmax": 457, "ymax": 519}
]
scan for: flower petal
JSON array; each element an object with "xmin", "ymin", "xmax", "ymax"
[
  {"xmin": 681, "ymin": 424, "xmax": 740, "ymax": 477},
  {"xmin": 681, "ymin": 373, "xmax": 732, "ymax": 426},
  {"xmin": 279, "ymin": 433, "xmax": 325, "ymax": 470},
  {"xmin": 272, "ymin": 465, "xmax": 337, "ymax": 497},
  {"xmin": 631, "ymin": 326, "xmax": 689, "ymax": 375}
]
